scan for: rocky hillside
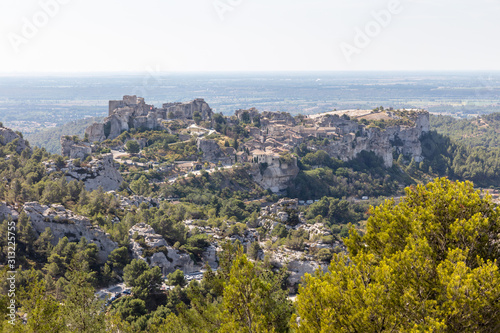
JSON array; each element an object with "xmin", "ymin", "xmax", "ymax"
[
  {"xmin": 6, "ymin": 95, "xmax": 500, "ymax": 333},
  {"xmin": 26, "ymin": 116, "xmax": 104, "ymax": 154},
  {"xmin": 431, "ymin": 112, "xmax": 500, "ymax": 148}
]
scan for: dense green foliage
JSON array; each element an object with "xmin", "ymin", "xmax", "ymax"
[
  {"xmin": 150, "ymin": 242, "xmax": 292, "ymax": 333},
  {"xmin": 431, "ymin": 113, "xmax": 500, "ymax": 148},
  {"xmin": 294, "ymin": 178, "xmax": 500, "ymax": 332},
  {"xmin": 162, "ymin": 166, "xmax": 265, "ymax": 203},
  {"xmin": 290, "ymin": 149, "xmax": 405, "ymax": 199},
  {"xmin": 420, "ymin": 131, "xmax": 500, "ymax": 187},
  {"xmin": 5, "ymin": 178, "xmax": 498, "ymax": 332}
]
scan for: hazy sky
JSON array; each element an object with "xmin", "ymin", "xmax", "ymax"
[{"xmin": 1, "ymin": 0, "xmax": 499, "ymax": 73}]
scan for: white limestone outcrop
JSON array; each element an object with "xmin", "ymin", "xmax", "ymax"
[
  {"xmin": 129, "ymin": 223, "xmax": 218, "ymax": 276},
  {"xmin": 0, "ymin": 127, "xmax": 30, "ymax": 153},
  {"xmin": 58, "ymin": 154, "xmax": 123, "ymax": 192},
  {"xmin": 22, "ymin": 202, "xmax": 118, "ymax": 263}
]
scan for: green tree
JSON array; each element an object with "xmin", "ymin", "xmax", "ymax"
[
  {"xmin": 220, "ymin": 254, "xmax": 292, "ymax": 333},
  {"xmin": 132, "ymin": 266, "xmax": 163, "ymax": 301},
  {"xmin": 108, "ymin": 246, "xmax": 130, "ymax": 272},
  {"xmin": 34, "ymin": 227, "xmax": 54, "ymax": 258},
  {"xmin": 406, "ymin": 157, "xmax": 416, "ymax": 174},
  {"xmin": 63, "ymin": 270, "xmax": 106, "ymax": 333},
  {"xmin": 193, "ymin": 111, "xmax": 202, "ymax": 125},
  {"xmin": 293, "ymin": 178, "xmax": 500, "ymax": 332},
  {"xmin": 240, "ymin": 111, "xmax": 250, "ymax": 124},
  {"xmin": 315, "ymin": 248, "xmax": 332, "ymax": 262},
  {"xmin": 54, "ymin": 155, "xmax": 66, "ymax": 168},
  {"xmin": 126, "ymin": 140, "xmax": 140, "ymax": 154},
  {"xmin": 130, "ymin": 175, "xmax": 150, "ymax": 196},
  {"xmin": 112, "ymin": 297, "xmax": 148, "ymax": 326},
  {"xmin": 247, "ymin": 241, "xmax": 261, "ymax": 260},
  {"xmin": 15, "ymin": 270, "xmax": 66, "ymax": 332},
  {"xmin": 253, "ymin": 116, "xmax": 261, "ymax": 128},
  {"xmin": 167, "ymin": 269, "xmax": 187, "ymax": 287},
  {"xmin": 123, "ymin": 259, "xmax": 149, "ymax": 287},
  {"xmin": 396, "ymin": 154, "xmax": 404, "ymax": 165},
  {"xmin": 232, "ymin": 136, "xmax": 239, "ymax": 150}
]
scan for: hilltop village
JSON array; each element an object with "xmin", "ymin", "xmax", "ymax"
[
  {"xmin": 63, "ymin": 95, "xmax": 430, "ymax": 193},
  {"xmin": 28, "ymin": 95, "xmax": 430, "ymax": 290},
  {"xmin": 3, "ymin": 94, "xmax": 500, "ymax": 331}
]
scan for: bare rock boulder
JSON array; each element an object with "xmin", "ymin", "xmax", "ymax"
[{"xmin": 0, "ymin": 127, "xmax": 30, "ymax": 153}]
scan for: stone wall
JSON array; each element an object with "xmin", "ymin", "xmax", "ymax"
[{"xmin": 235, "ymin": 108, "xmax": 260, "ymax": 121}]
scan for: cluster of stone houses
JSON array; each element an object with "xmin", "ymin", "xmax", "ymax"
[
  {"xmin": 238, "ymin": 110, "xmax": 356, "ymax": 169},
  {"xmin": 235, "ymin": 107, "xmax": 429, "ymax": 169}
]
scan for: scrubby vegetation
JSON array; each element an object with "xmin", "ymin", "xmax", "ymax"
[
  {"xmin": 294, "ymin": 179, "xmax": 500, "ymax": 332},
  {"xmin": 3, "ymin": 109, "xmax": 500, "ymax": 332},
  {"xmin": 2, "ymin": 179, "xmax": 499, "ymax": 332},
  {"xmin": 431, "ymin": 112, "xmax": 500, "ymax": 148}
]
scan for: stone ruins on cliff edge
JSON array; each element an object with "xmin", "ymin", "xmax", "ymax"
[{"xmin": 85, "ymin": 95, "xmax": 213, "ymax": 142}]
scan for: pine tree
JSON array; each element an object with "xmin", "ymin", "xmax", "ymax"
[{"xmin": 63, "ymin": 269, "xmax": 106, "ymax": 333}]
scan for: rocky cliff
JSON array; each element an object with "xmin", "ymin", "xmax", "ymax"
[
  {"xmin": 85, "ymin": 96, "xmax": 213, "ymax": 142},
  {"xmin": 251, "ymin": 160, "xmax": 300, "ymax": 193},
  {"xmin": 60, "ymin": 136, "xmax": 92, "ymax": 159},
  {"xmin": 0, "ymin": 202, "xmax": 118, "ymax": 263},
  {"xmin": 322, "ymin": 111, "xmax": 430, "ymax": 167},
  {"xmin": 197, "ymin": 138, "xmax": 233, "ymax": 164},
  {"xmin": 70, "ymin": 154, "xmax": 123, "ymax": 191},
  {"xmin": 45, "ymin": 154, "xmax": 123, "ymax": 192},
  {"xmin": 0, "ymin": 127, "xmax": 30, "ymax": 153},
  {"xmin": 162, "ymin": 98, "xmax": 213, "ymax": 121}
]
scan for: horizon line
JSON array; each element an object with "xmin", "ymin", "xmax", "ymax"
[{"xmin": 1, "ymin": 69, "xmax": 500, "ymax": 77}]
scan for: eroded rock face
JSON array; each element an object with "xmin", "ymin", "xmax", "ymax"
[
  {"xmin": 61, "ymin": 154, "xmax": 123, "ymax": 192},
  {"xmin": 162, "ymin": 98, "xmax": 213, "ymax": 121},
  {"xmin": 60, "ymin": 137, "xmax": 92, "ymax": 160},
  {"xmin": 22, "ymin": 202, "xmax": 118, "ymax": 263},
  {"xmin": 265, "ymin": 248, "xmax": 328, "ymax": 286},
  {"xmin": 108, "ymin": 193, "xmax": 159, "ymax": 211},
  {"xmin": 85, "ymin": 123, "xmax": 106, "ymax": 143},
  {"xmin": 235, "ymin": 108, "xmax": 260, "ymax": 121},
  {"xmin": 85, "ymin": 96, "xmax": 213, "ymax": 142},
  {"xmin": 197, "ymin": 138, "xmax": 230, "ymax": 164},
  {"xmin": 0, "ymin": 127, "xmax": 30, "ymax": 153},
  {"xmin": 0, "ymin": 202, "xmax": 18, "ymax": 221},
  {"xmin": 323, "ymin": 112, "xmax": 430, "ymax": 167},
  {"xmin": 286, "ymin": 260, "xmax": 327, "ymax": 286},
  {"xmin": 129, "ymin": 223, "xmax": 201, "ymax": 276},
  {"xmin": 201, "ymin": 245, "xmax": 218, "ymax": 269},
  {"xmin": 251, "ymin": 160, "xmax": 300, "ymax": 193}
]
